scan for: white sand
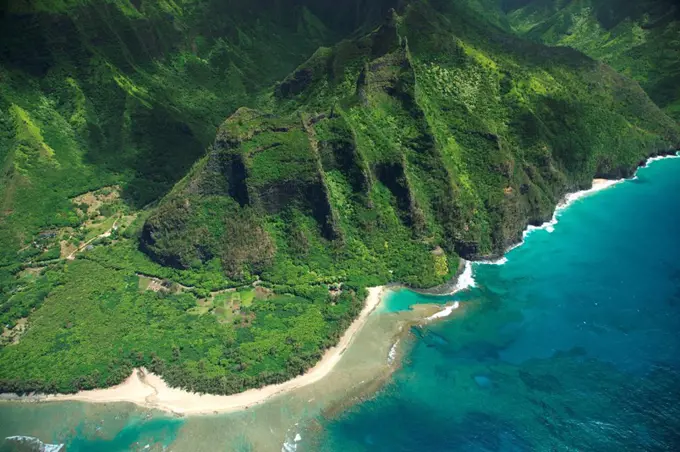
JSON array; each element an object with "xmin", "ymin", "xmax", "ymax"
[
  {"xmin": 40, "ymin": 286, "xmax": 386, "ymax": 415},
  {"xmin": 592, "ymin": 178, "xmax": 622, "ymax": 190}
]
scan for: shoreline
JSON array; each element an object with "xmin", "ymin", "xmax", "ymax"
[
  {"xmin": 409, "ymin": 154, "xmax": 680, "ymax": 328},
  {"xmin": 2, "ymin": 287, "xmax": 386, "ymax": 416},
  {"xmin": 411, "ymin": 258, "xmax": 467, "ymax": 296},
  {"xmin": 478, "ymin": 151, "xmax": 680, "ymax": 264},
  {"xmin": 3, "ymin": 152, "xmax": 677, "ymax": 418}
]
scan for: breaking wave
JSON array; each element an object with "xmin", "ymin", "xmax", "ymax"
[
  {"xmin": 427, "ymin": 302, "xmax": 460, "ymax": 321},
  {"xmin": 454, "ymin": 261, "xmax": 476, "ymax": 292},
  {"xmin": 478, "ymin": 256, "xmax": 508, "ymax": 265},
  {"xmin": 281, "ymin": 428, "xmax": 302, "ymax": 452},
  {"xmin": 519, "ymin": 153, "xmax": 678, "ymax": 245},
  {"xmin": 387, "ymin": 339, "xmax": 400, "ymax": 365},
  {"xmin": 4, "ymin": 436, "xmax": 64, "ymax": 452},
  {"xmin": 523, "ymin": 178, "xmax": 624, "ymax": 240}
]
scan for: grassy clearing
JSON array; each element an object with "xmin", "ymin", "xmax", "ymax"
[{"xmin": 188, "ymin": 288, "xmax": 260, "ymax": 325}]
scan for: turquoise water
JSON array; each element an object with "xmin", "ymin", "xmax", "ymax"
[
  {"xmin": 1, "ymin": 156, "xmax": 679, "ymax": 451},
  {"xmin": 0, "ymin": 403, "xmax": 183, "ymax": 451},
  {"xmin": 382, "ymin": 289, "xmax": 449, "ymax": 313},
  {"xmin": 312, "ymin": 156, "xmax": 680, "ymax": 450}
]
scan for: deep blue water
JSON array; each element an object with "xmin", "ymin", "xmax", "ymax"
[{"xmin": 312, "ymin": 156, "xmax": 680, "ymax": 451}]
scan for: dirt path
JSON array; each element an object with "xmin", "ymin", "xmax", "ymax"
[{"xmin": 67, "ymin": 218, "xmax": 118, "ymax": 260}]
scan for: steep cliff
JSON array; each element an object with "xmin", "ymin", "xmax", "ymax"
[{"xmin": 142, "ymin": 1, "xmax": 680, "ymax": 284}]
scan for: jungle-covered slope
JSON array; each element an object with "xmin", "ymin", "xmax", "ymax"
[
  {"xmin": 1, "ymin": 0, "xmax": 679, "ymax": 396},
  {"xmin": 0, "ymin": 0, "xmax": 395, "ymax": 394},
  {"xmin": 142, "ymin": 0, "xmax": 680, "ymax": 280},
  {"xmin": 0, "ymin": 0, "xmax": 393, "ymax": 270},
  {"xmin": 502, "ymin": 0, "xmax": 680, "ymax": 121}
]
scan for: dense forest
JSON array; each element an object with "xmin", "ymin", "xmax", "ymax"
[
  {"xmin": 0, "ymin": 0, "xmax": 678, "ymax": 395},
  {"xmin": 503, "ymin": 0, "xmax": 680, "ymax": 121}
]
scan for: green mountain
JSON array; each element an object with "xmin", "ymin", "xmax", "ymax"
[
  {"xmin": 141, "ymin": 0, "xmax": 679, "ymax": 280},
  {"xmin": 0, "ymin": 0, "xmax": 393, "ymax": 268},
  {"xmin": 0, "ymin": 0, "xmax": 678, "ymax": 395},
  {"xmin": 503, "ymin": 0, "xmax": 680, "ymax": 121}
]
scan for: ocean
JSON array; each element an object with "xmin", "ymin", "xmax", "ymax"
[
  {"xmin": 1, "ymin": 155, "xmax": 679, "ymax": 451},
  {"xmin": 313, "ymin": 156, "xmax": 680, "ymax": 451}
]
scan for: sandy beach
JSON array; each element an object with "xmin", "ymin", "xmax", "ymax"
[
  {"xmin": 15, "ymin": 286, "xmax": 386, "ymax": 415},
  {"xmin": 592, "ymin": 178, "xmax": 620, "ymax": 189},
  {"xmin": 0, "ymin": 178, "xmax": 634, "ymax": 416}
]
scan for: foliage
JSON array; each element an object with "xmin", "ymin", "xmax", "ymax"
[
  {"xmin": 1, "ymin": 0, "xmax": 679, "ymax": 396},
  {"xmin": 0, "ymin": 260, "xmax": 363, "ymax": 395},
  {"xmin": 0, "ymin": 0, "xmax": 381, "ymax": 269},
  {"xmin": 143, "ymin": 0, "xmax": 680, "ymax": 270},
  {"xmin": 504, "ymin": 0, "xmax": 680, "ymax": 121}
]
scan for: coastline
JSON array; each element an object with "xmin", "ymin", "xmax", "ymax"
[
  {"xmin": 3, "ymin": 152, "xmax": 677, "ymax": 420},
  {"xmin": 481, "ymin": 153, "xmax": 679, "ymax": 265},
  {"xmin": 414, "ymin": 154, "xmax": 679, "ymax": 318},
  {"xmin": 2, "ymin": 287, "xmax": 386, "ymax": 416},
  {"xmin": 412, "ymin": 258, "xmax": 467, "ymax": 296}
]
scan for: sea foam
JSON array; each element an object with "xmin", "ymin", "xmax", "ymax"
[
  {"xmin": 646, "ymin": 152, "xmax": 680, "ymax": 163},
  {"xmin": 477, "ymin": 174, "xmax": 638, "ymax": 269},
  {"xmin": 387, "ymin": 339, "xmax": 400, "ymax": 364},
  {"xmin": 454, "ymin": 261, "xmax": 476, "ymax": 292},
  {"xmin": 520, "ymin": 153, "xmax": 679, "ymax": 243},
  {"xmin": 281, "ymin": 429, "xmax": 303, "ymax": 452},
  {"xmin": 281, "ymin": 437, "xmax": 297, "ymax": 452},
  {"xmin": 479, "ymin": 256, "xmax": 508, "ymax": 265},
  {"xmin": 424, "ymin": 157, "xmax": 675, "ymax": 319},
  {"xmin": 4, "ymin": 436, "xmax": 64, "ymax": 452},
  {"xmin": 426, "ymin": 302, "xmax": 460, "ymax": 321},
  {"xmin": 524, "ymin": 179, "xmax": 624, "ymax": 239}
]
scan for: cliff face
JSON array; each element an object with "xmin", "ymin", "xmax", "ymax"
[{"xmin": 141, "ymin": 1, "xmax": 680, "ymax": 285}]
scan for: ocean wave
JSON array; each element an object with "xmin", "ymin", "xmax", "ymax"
[
  {"xmin": 281, "ymin": 440, "xmax": 297, "ymax": 452},
  {"xmin": 281, "ymin": 431, "xmax": 302, "ymax": 452},
  {"xmin": 427, "ymin": 302, "xmax": 460, "ymax": 321},
  {"xmin": 524, "ymin": 179, "xmax": 624, "ymax": 239},
  {"xmin": 454, "ymin": 261, "xmax": 476, "ymax": 292},
  {"xmin": 531, "ymin": 154, "xmax": 680, "ymax": 237},
  {"xmin": 646, "ymin": 152, "xmax": 679, "ymax": 163},
  {"xmin": 387, "ymin": 339, "xmax": 400, "ymax": 365},
  {"xmin": 478, "ymin": 174, "xmax": 638, "ymax": 268},
  {"xmin": 634, "ymin": 152, "xmax": 680, "ymax": 180},
  {"xmin": 4, "ymin": 436, "xmax": 64, "ymax": 452},
  {"xmin": 478, "ymin": 256, "xmax": 508, "ymax": 265}
]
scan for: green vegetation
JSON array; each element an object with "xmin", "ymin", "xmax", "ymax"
[
  {"xmin": 189, "ymin": 288, "xmax": 259, "ymax": 326},
  {"xmin": 0, "ymin": 259, "xmax": 364, "ymax": 394},
  {"xmin": 1, "ymin": 0, "xmax": 678, "ymax": 396},
  {"xmin": 502, "ymin": 0, "xmax": 680, "ymax": 121},
  {"xmin": 0, "ymin": 0, "xmax": 373, "ymax": 271},
  {"xmin": 143, "ymin": 0, "xmax": 679, "ymax": 271}
]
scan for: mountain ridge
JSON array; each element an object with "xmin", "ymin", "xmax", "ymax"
[
  {"xmin": 503, "ymin": 0, "xmax": 680, "ymax": 121},
  {"xmin": 140, "ymin": 0, "xmax": 680, "ymax": 284},
  {"xmin": 0, "ymin": 0, "xmax": 678, "ymax": 396}
]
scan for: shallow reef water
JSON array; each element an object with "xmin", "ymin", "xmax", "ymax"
[{"xmin": 312, "ymin": 156, "xmax": 680, "ymax": 451}]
